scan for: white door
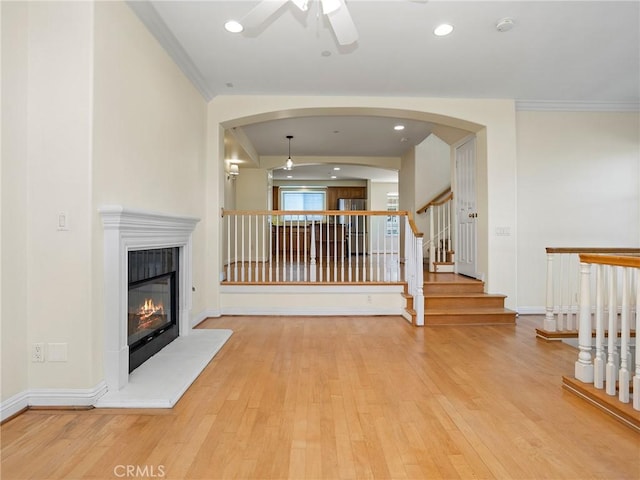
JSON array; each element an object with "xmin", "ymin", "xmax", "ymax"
[{"xmin": 455, "ymin": 137, "xmax": 478, "ymax": 278}]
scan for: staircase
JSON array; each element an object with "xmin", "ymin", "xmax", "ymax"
[{"xmin": 407, "ymin": 272, "xmax": 517, "ymax": 326}]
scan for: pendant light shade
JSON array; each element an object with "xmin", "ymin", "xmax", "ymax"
[{"xmin": 285, "ymin": 135, "xmax": 294, "ymax": 170}]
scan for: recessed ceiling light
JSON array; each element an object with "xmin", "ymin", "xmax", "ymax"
[
  {"xmin": 224, "ymin": 20, "xmax": 243, "ymax": 33},
  {"xmin": 286, "ymin": 175, "xmax": 293, "ymax": 179},
  {"xmin": 333, "ymin": 167, "xmax": 341, "ymax": 171},
  {"xmin": 394, "ymin": 125, "xmax": 405, "ymax": 131},
  {"xmin": 434, "ymin": 24, "xmax": 454, "ymax": 37},
  {"xmin": 331, "ymin": 175, "xmax": 337, "ymax": 179}
]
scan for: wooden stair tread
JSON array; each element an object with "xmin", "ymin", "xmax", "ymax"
[
  {"xmin": 425, "ymin": 307, "xmax": 516, "ymax": 316},
  {"xmin": 425, "ymin": 293, "xmax": 506, "ymax": 298}
]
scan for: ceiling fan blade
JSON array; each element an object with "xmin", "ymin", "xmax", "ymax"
[
  {"xmin": 326, "ymin": 0, "xmax": 358, "ymax": 45},
  {"xmin": 241, "ymin": 0, "xmax": 289, "ymax": 30}
]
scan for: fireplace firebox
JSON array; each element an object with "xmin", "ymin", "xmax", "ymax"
[{"xmin": 128, "ymin": 248, "xmax": 179, "ymax": 372}]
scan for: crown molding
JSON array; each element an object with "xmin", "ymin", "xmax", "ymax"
[
  {"xmin": 516, "ymin": 100, "xmax": 640, "ymax": 112},
  {"xmin": 126, "ymin": 1, "xmax": 215, "ymax": 101}
]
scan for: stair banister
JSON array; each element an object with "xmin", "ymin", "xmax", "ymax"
[
  {"xmin": 419, "ymin": 190, "xmax": 454, "ymax": 273},
  {"xmin": 574, "ymin": 253, "xmax": 640, "ymax": 412},
  {"xmin": 542, "ymin": 247, "xmax": 640, "ymax": 335}
]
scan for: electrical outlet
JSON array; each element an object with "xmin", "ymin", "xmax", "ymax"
[
  {"xmin": 366, "ymin": 295, "xmax": 372, "ymax": 304},
  {"xmin": 32, "ymin": 343, "xmax": 45, "ymax": 362}
]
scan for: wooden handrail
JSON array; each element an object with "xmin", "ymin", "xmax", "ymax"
[
  {"xmin": 579, "ymin": 254, "xmax": 640, "ymax": 269},
  {"xmin": 546, "ymin": 247, "xmax": 640, "ymax": 254},
  {"xmin": 222, "ymin": 209, "xmax": 409, "ymax": 217},
  {"xmin": 222, "ymin": 208, "xmax": 424, "ymax": 238},
  {"xmin": 416, "ymin": 187, "xmax": 452, "ymax": 214},
  {"xmin": 406, "ymin": 211, "xmax": 424, "ymax": 238}
]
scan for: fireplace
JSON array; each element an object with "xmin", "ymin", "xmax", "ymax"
[
  {"xmin": 128, "ymin": 248, "xmax": 179, "ymax": 372},
  {"xmin": 99, "ymin": 206, "xmax": 199, "ymax": 391}
]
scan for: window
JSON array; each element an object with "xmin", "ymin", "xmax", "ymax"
[
  {"xmin": 281, "ymin": 189, "xmax": 326, "ymax": 221},
  {"xmin": 386, "ymin": 193, "xmax": 399, "ymax": 235}
]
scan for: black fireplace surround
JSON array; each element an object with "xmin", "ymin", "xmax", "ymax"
[{"xmin": 128, "ymin": 247, "xmax": 179, "ymax": 372}]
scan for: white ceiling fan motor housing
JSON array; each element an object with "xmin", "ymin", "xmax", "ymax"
[{"xmin": 496, "ymin": 18, "xmax": 514, "ymax": 32}]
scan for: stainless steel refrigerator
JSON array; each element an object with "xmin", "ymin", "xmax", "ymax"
[{"xmin": 338, "ymin": 198, "xmax": 367, "ymax": 255}]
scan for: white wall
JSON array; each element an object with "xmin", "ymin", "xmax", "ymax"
[
  {"xmin": 370, "ymin": 182, "xmax": 399, "ymax": 253},
  {"xmin": 1, "ymin": 1, "xmax": 30, "ymax": 402},
  {"xmin": 516, "ymin": 110, "xmax": 640, "ymax": 312},
  {"xmin": 414, "ymin": 134, "xmax": 451, "ymax": 236},
  {"xmin": 92, "ymin": 1, "xmax": 207, "ymax": 374},
  {"xmin": 1, "ymin": 1, "xmax": 207, "ymax": 409},
  {"xmin": 11, "ymin": 1, "xmax": 95, "ymax": 392}
]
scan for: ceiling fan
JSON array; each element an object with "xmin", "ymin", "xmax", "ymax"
[{"xmin": 240, "ymin": 0, "xmax": 359, "ymax": 46}]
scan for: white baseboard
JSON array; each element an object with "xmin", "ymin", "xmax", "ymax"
[
  {"xmin": 1, "ymin": 382, "xmax": 107, "ymax": 422},
  {"xmin": 0, "ymin": 391, "xmax": 29, "ymax": 422},
  {"xmin": 221, "ymin": 306, "xmax": 403, "ymax": 316},
  {"xmin": 191, "ymin": 309, "xmax": 221, "ymax": 327}
]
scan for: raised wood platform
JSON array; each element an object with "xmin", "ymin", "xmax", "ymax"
[
  {"xmin": 422, "ymin": 273, "xmax": 516, "ymax": 326},
  {"xmin": 562, "ymin": 376, "xmax": 640, "ymax": 433}
]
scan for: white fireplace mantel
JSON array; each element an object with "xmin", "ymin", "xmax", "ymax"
[{"xmin": 99, "ymin": 206, "xmax": 200, "ymax": 392}]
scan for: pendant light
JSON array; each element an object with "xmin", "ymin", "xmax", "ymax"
[{"xmin": 285, "ymin": 135, "xmax": 294, "ymax": 170}]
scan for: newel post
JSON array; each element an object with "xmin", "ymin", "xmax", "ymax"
[
  {"xmin": 544, "ymin": 252, "xmax": 556, "ymax": 331},
  {"xmin": 428, "ymin": 206, "xmax": 435, "ymax": 273},
  {"xmin": 415, "ymin": 235, "xmax": 424, "ymax": 326},
  {"xmin": 575, "ymin": 261, "xmax": 594, "ymax": 383},
  {"xmin": 633, "ymin": 269, "xmax": 640, "ymax": 410}
]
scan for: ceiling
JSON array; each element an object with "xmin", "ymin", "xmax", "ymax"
[{"xmin": 131, "ymin": 1, "xmax": 640, "ymax": 181}]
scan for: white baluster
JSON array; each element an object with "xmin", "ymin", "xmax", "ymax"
[
  {"xmin": 310, "ymin": 219, "xmax": 316, "ymax": 282},
  {"xmin": 296, "ymin": 218, "xmax": 300, "ymax": 281},
  {"xmin": 594, "ymin": 264, "xmax": 605, "ymax": 388},
  {"xmin": 619, "ymin": 267, "xmax": 631, "ymax": 403},
  {"xmin": 325, "ymin": 218, "xmax": 330, "ymax": 281},
  {"xmin": 575, "ymin": 262, "xmax": 594, "ymax": 383},
  {"xmin": 375, "ymin": 217, "xmax": 380, "ymax": 282},
  {"xmin": 289, "ymin": 219, "xmax": 294, "ymax": 280},
  {"xmin": 303, "ymin": 218, "xmax": 308, "ymax": 281},
  {"xmin": 605, "ymin": 264, "xmax": 618, "ymax": 395},
  {"xmin": 248, "ymin": 214, "xmax": 252, "ymax": 282},
  {"xmin": 558, "ymin": 255, "xmax": 565, "ymax": 331},
  {"xmin": 263, "ymin": 215, "xmax": 268, "ymax": 282},
  {"xmin": 234, "ymin": 215, "xmax": 239, "ymax": 282},
  {"xmin": 633, "ymin": 268, "xmax": 640, "ymax": 410},
  {"xmin": 344, "ymin": 216, "xmax": 353, "ymax": 282},
  {"xmin": 340, "ymin": 221, "xmax": 346, "ymax": 282},
  {"xmin": 275, "ymin": 219, "xmax": 280, "ymax": 282},
  {"xmin": 567, "ymin": 256, "xmax": 576, "ymax": 330},
  {"xmin": 415, "ymin": 233, "xmax": 424, "ymax": 326},
  {"xmin": 544, "ymin": 252, "xmax": 556, "ymax": 331},
  {"xmin": 241, "ymin": 215, "xmax": 246, "ymax": 282},
  {"xmin": 226, "ymin": 214, "xmax": 231, "ymax": 282},
  {"xmin": 428, "ymin": 205, "xmax": 435, "ymax": 273},
  {"xmin": 333, "ymin": 215, "xmax": 338, "ymax": 282}
]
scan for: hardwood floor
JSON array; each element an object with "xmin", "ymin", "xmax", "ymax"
[{"xmin": 2, "ymin": 316, "xmax": 639, "ymax": 479}]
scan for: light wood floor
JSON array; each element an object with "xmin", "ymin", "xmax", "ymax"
[{"xmin": 2, "ymin": 316, "xmax": 639, "ymax": 480}]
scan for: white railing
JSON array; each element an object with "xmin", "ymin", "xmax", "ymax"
[
  {"xmin": 222, "ymin": 210, "xmax": 418, "ymax": 284},
  {"xmin": 574, "ymin": 254, "xmax": 639, "ymax": 411},
  {"xmin": 417, "ymin": 190, "xmax": 453, "ymax": 272},
  {"xmin": 544, "ymin": 248, "xmax": 640, "ymax": 332},
  {"xmin": 405, "ymin": 216, "xmax": 425, "ymax": 325}
]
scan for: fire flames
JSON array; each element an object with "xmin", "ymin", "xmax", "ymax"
[{"xmin": 136, "ymin": 298, "xmax": 165, "ymax": 329}]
